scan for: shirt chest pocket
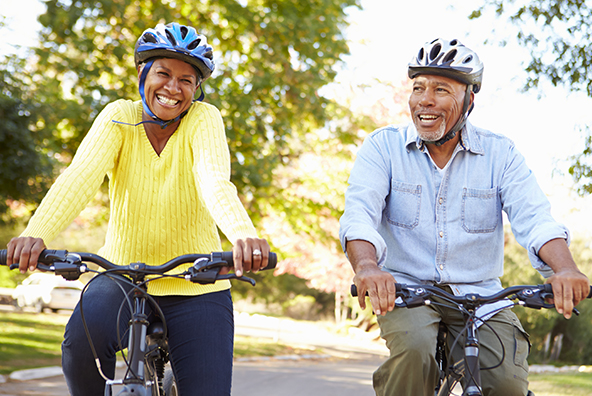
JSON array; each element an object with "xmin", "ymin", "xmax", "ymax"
[
  {"xmin": 461, "ymin": 187, "xmax": 500, "ymax": 233},
  {"xmin": 386, "ymin": 181, "xmax": 422, "ymax": 229}
]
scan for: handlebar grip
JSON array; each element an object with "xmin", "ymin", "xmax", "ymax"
[
  {"xmin": 0, "ymin": 249, "xmax": 6, "ymax": 266},
  {"xmin": 266, "ymin": 252, "xmax": 277, "ymax": 269},
  {"xmin": 542, "ymin": 283, "xmax": 592, "ymax": 299},
  {"xmin": 350, "ymin": 283, "xmax": 403, "ymax": 297},
  {"xmin": 218, "ymin": 251, "xmax": 277, "ymax": 270}
]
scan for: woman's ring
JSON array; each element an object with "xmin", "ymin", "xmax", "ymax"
[{"xmin": 253, "ymin": 249, "xmax": 262, "ymax": 256}]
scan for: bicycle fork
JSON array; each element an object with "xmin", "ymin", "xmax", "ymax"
[{"xmin": 104, "ymin": 290, "xmax": 154, "ymax": 396}]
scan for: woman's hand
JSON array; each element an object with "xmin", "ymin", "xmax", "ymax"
[
  {"xmin": 227, "ymin": 237, "xmax": 270, "ymax": 277},
  {"xmin": 6, "ymin": 237, "xmax": 47, "ymax": 274}
]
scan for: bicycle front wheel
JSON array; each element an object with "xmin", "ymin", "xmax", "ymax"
[
  {"xmin": 437, "ymin": 360, "xmax": 464, "ymax": 396},
  {"xmin": 163, "ymin": 366, "xmax": 178, "ymax": 396}
]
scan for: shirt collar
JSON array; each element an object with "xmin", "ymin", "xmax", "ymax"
[{"xmin": 405, "ymin": 121, "xmax": 484, "ymax": 155}]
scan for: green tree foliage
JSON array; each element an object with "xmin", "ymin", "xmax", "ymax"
[
  {"xmin": 471, "ymin": 0, "xmax": 592, "ymax": 194},
  {"xmin": 31, "ymin": 0, "xmax": 362, "ymax": 223},
  {"xmin": 502, "ymin": 231, "xmax": 592, "ymax": 364},
  {"xmin": 0, "ymin": 55, "xmax": 55, "ymax": 224}
]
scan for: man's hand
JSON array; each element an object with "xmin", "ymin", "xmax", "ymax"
[
  {"xmin": 539, "ymin": 238, "xmax": 591, "ymax": 319},
  {"xmin": 346, "ymin": 239, "xmax": 396, "ymax": 316},
  {"xmin": 545, "ymin": 269, "xmax": 589, "ymax": 319},
  {"xmin": 6, "ymin": 237, "xmax": 46, "ymax": 274},
  {"xmin": 353, "ymin": 265, "xmax": 397, "ymax": 316}
]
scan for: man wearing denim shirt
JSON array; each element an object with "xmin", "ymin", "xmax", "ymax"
[{"xmin": 339, "ymin": 38, "xmax": 590, "ymax": 396}]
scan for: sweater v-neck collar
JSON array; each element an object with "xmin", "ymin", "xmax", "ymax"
[{"xmin": 136, "ymin": 103, "xmax": 179, "ymax": 159}]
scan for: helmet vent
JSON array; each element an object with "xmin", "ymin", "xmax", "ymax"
[
  {"xmin": 443, "ymin": 50, "xmax": 457, "ymax": 64},
  {"xmin": 429, "ymin": 44, "xmax": 442, "ymax": 61},
  {"xmin": 180, "ymin": 26, "xmax": 189, "ymax": 39},
  {"xmin": 203, "ymin": 49, "xmax": 214, "ymax": 60},
  {"xmin": 463, "ymin": 55, "xmax": 473, "ymax": 64},
  {"xmin": 165, "ymin": 30, "xmax": 178, "ymax": 47},
  {"xmin": 418, "ymin": 48, "xmax": 425, "ymax": 62},
  {"xmin": 188, "ymin": 38, "xmax": 201, "ymax": 50},
  {"xmin": 450, "ymin": 39, "xmax": 458, "ymax": 46},
  {"xmin": 143, "ymin": 32, "xmax": 158, "ymax": 44}
]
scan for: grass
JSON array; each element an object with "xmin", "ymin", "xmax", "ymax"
[
  {"xmin": 0, "ymin": 310, "xmax": 320, "ymax": 375},
  {"xmin": 528, "ymin": 372, "xmax": 592, "ymax": 396},
  {"xmin": 234, "ymin": 335, "xmax": 318, "ymax": 357},
  {"xmin": 0, "ymin": 311, "xmax": 68, "ymax": 375}
]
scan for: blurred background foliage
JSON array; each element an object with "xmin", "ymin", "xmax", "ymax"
[{"xmin": 1, "ymin": 0, "xmax": 592, "ymax": 365}]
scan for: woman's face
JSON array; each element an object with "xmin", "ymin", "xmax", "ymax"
[{"xmin": 139, "ymin": 58, "xmax": 199, "ymax": 121}]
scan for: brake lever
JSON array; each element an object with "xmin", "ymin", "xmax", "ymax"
[
  {"xmin": 185, "ymin": 258, "xmax": 256, "ymax": 286},
  {"xmin": 185, "ymin": 268, "xmax": 256, "ymax": 286},
  {"xmin": 517, "ymin": 288, "xmax": 553, "ymax": 310},
  {"xmin": 215, "ymin": 274, "xmax": 256, "ymax": 286},
  {"xmin": 9, "ymin": 252, "xmax": 84, "ymax": 281},
  {"xmin": 397, "ymin": 286, "xmax": 428, "ymax": 308},
  {"xmin": 517, "ymin": 288, "xmax": 580, "ymax": 315}
]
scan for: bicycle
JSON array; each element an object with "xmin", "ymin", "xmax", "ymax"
[
  {"xmin": 1, "ymin": 248, "xmax": 277, "ymax": 396},
  {"xmin": 351, "ymin": 282, "xmax": 592, "ymax": 396}
]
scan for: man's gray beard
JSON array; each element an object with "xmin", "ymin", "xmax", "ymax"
[{"xmin": 416, "ymin": 115, "xmax": 447, "ymax": 143}]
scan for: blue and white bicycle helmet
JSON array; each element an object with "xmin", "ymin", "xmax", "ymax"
[
  {"xmin": 408, "ymin": 38, "xmax": 484, "ymax": 145},
  {"xmin": 135, "ymin": 22, "xmax": 215, "ymax": 81},
  {"xmin": 129, "ymin": 23, "xmax": 215, "ymax": 128}
]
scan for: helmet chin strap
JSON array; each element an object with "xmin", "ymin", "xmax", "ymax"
[{"xmin": 429, "ymin": 85, "xmax": 473, "ymax": 146}]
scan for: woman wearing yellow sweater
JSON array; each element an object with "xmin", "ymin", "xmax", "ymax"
[{"xmin": 6, "ymin": 23, "xmax": 269, "ymax": 395}]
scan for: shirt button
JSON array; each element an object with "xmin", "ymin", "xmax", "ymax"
[
  {"xmin": 439, "ymin": 198, "xmax": 443, "ymax": 204},
  {"xmin": 440, "ymin": 265, "xmax": 444, "ymax": 270},
  {"xmin": 439, "ymin": 231, "xmax": 444, "ymax": 238}
]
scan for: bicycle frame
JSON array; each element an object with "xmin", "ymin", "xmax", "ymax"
[
  {"xmin": 104, "ymin": 282, "xmax": 156, "ymax": 396},
  {"xmin": 436, "ymin": 299, "xmax": 483, "ymax": 396}
]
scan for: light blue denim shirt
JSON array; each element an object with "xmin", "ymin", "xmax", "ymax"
[{"xmin": 339, "ymin": 121, "xmax": 569, "ymax": 300}]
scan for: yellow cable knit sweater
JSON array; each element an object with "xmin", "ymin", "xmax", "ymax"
[{"xmin": 21, "ymin": 99, "xmax": 258, "ymax": 296}]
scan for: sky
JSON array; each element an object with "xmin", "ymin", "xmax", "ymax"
[{"xmin": 1, "ymin": 0, "xmax": 591, "ymax": 238}]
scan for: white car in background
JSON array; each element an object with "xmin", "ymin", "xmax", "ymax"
[{"xmin": 12, "ymin": 273, "xmax": 84, "ymax": 313}]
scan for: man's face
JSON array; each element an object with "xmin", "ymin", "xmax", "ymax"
[
  {"xmin": 408, "ymin": 74, "xmax": 471, "ymax": 143},
  {"xmin": 139, "ymin": 58, "xmax": 199, "ymax": 121}
]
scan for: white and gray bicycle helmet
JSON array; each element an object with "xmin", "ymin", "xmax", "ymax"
[
  {"xmin": 408, "ymin": 38, "xmax": 483, "ymax": 93},
  {"xmin": 408, "ymin": 38, "xmax": 483, "ymax": 145}
]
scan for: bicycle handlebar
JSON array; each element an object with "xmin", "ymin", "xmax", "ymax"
[
  {"xmin": 351, "ymin": 283, "xmax": 592, "ymax": 310},
  {"xmin": 0, "ymin": 249, "xmax": 277, "ymax": 285}
]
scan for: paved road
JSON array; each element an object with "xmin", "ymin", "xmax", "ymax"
[
  {"xmin": 0, "ymin": 355, "xmax": 384, "ymax": 396},
  {"xmin": 233, "ymin": 356, "xmax": 383, "ymax": 396}
]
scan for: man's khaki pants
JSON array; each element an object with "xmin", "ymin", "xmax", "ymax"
[{"xmin": 373, "ymin": 293, "xmax": 530, "ymax": 396}]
